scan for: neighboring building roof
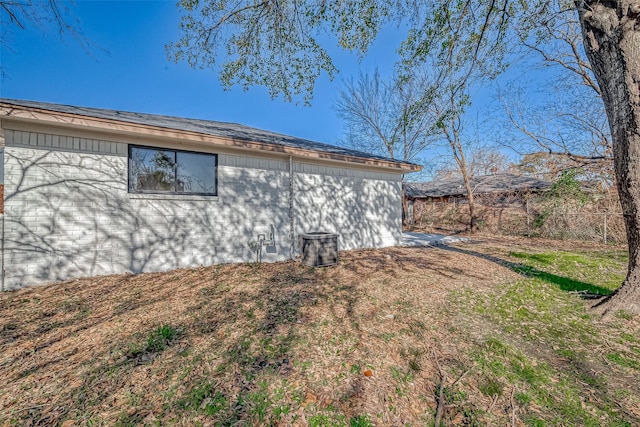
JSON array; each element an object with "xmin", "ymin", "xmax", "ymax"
[
  {"xmin": 0, "ymin": 99, "xmax": 420, "ymax": 172},
  {"xmin": 405, "ymin": 174, "xmax": 552, "ymax": 198}
]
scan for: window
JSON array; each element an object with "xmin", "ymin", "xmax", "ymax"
[{"xmin": 128, "ymin": 145, "xmax": 217, "ymax": 196}]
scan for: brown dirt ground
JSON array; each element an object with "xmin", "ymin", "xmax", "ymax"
[{"xmin": 0, "ymin": 237, "xmax": 637, "ymax": 426}]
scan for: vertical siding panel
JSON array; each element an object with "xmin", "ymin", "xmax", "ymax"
[{"xmin": 62, "ymin": 135, "xmax": 72, "ymax": 150}]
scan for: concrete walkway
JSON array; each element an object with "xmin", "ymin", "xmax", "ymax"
[{"xmin": 401, "ymin": 231, "xmax": 471, "ymax": 247}]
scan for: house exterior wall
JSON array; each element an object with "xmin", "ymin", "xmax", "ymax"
[
  {"xmin": 2, "ymin": 128, "xmax": 402, "ymax": 290},
  {"xmin": 294, "ymin": 162, "xmax": 401, "ymax": 249}
]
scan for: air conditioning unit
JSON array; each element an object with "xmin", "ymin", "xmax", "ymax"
[{"xmin": 299, "ymin": 232, "xmax": 339, "ymax": 267}]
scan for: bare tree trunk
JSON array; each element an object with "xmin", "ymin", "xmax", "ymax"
[
  {"xmin": 579, "ymin": 1, "xmax": 640, "ymax": 315},
  {"xmin": 442, "ymin": 115, "xmax": 478, "ymax": 232},
  {"xmin": 462, "ymin": 172, "xmax": 478, "ymax": 231},
  {"xmin": 453, "ymin": 136, "xmax": 478, "ymax": 232}
]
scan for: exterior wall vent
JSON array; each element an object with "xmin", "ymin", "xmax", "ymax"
[{"xmin": 299, "ymin": 232, "xmax": 339, "ymax": 267}]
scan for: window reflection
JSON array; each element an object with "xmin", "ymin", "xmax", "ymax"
[
  {"xmin": 177, "ymin": 151, "xmax": 216, "ymax": 193},
  {"xmin": 129, "ymin": 146, "xmax": 217, "ymax": 195}
]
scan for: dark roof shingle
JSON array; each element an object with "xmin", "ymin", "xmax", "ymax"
[
  {"xmin": 405, "ymin": 174, "xmax": 552, "ymax": 198},
  {"xmin": 1, "ymin": 98, "xmax": 418, "ymax": 169}
]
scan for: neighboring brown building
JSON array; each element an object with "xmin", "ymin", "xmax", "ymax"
[
  {"xmin": 405, "ymin": 174, "xmax": 552, "ymax": 202},
  {"xmin": 404, "ymin": 174, "xmax": 552, "ymax": 228}
]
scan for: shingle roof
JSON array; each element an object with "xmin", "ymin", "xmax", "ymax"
[
  {"xmin": 405, "ymin": 174, "xmax": 552, "ymax": 198},
  {"xmin": 0, "ymin": 98, "xmax": 419, "ymax": 170}
]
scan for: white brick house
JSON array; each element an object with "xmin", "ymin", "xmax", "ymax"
[{"xmin": 0, "ymin": 99, "xmax": 419, "ymax": 290}]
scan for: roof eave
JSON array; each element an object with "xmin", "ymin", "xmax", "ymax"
[{"xmin": 0, "ymin": 103, "xmax": 421, "ymax": 173}]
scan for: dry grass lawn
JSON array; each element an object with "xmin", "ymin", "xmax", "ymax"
[{"xmin": 1, "ymin": 236, "xmax": 639, "ymax": 426}]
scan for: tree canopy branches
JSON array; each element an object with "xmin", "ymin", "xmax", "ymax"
[
  {"xmin": 168, "ymin": 0, "xmax": 417, "ymax": 103},
  {"xmin": 168, "ymin": 0, "xmax": 520, "ymax": 104},
  {"xmin": 0, "ymin": 0, "xmax": 86, "ymax": 49},
  {"xmin": 0, "ymin": 0, "xmax": 98, "ymax": 79}
]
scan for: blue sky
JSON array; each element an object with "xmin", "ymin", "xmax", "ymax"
[
  {"xmin": 1, "ymin": 0, "xmax": 580, "ymax": 181},
  {"xmin": 0, "ymin": 1, "xmax": 403, "ymax": 146}
]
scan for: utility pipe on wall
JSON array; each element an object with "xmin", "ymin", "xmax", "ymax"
[
  {"xmin": 289, "ymin": 155, "xmax": 295, "ymax": 259},
  {"xmin": 0, "ymin": 129, "xmax": 4, "ymax": 292},
  {"xmin": 0, "ymin": 214, "xmax": 4, "ymax": 292}
]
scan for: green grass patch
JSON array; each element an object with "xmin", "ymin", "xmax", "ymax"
[
  {"xmin": 478, "ymin": 376, "xmax": 503, "ymax": 397},
  {"xmin": 606, "ymin": 353, "xmax": 640, "ymax": 370},
  {"xmin": 510, "ymin": 264, "xmax": 612, "ymax": 295},
  {"xmin": 126, "ymin": 323, "xmax": 181, "ymax": 360},
  {"xmin": 471, "ymin": 337, "xmax": 629, "ymax": 427},
  {"xmin": 509, "ymin": 250, "xmax": 626, "ymax": 294},
  {"xmin": 452, "ymin": 246, "xmax": 638, "ymax": 427},
  {"xmin": 616, "ymin": 310, "xmax": 634, "ymax": 320},
  {"xmin": 308, "ymin": 412, "xmax": 347, "ymax": 427},
  {"xmin": 470, "ymin": 277, "xmax": 599, "ymax": 346},
  {"xmin": 146, "ymin": 324, "xmax": 180, "ymax": 352},
  {"xmin": 178, "ymin": 381, "xmax": 228, "ymax": 416},
  {"xmin": 349, "ymin": 414, "xmax": 374, "ymax": 427},
  {"xmin": 307, "ymin": 411, "xmax": 373, "ymax": 427}
]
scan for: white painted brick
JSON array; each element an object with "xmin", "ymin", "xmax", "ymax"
[{"xmin": 2, "ymin": 130, "xmax": 403, "ymax": 289}]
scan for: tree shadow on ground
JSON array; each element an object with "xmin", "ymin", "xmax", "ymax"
[{"xmin": 440, "ymin": 244, "xmax": 613, "ymax": 297}]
